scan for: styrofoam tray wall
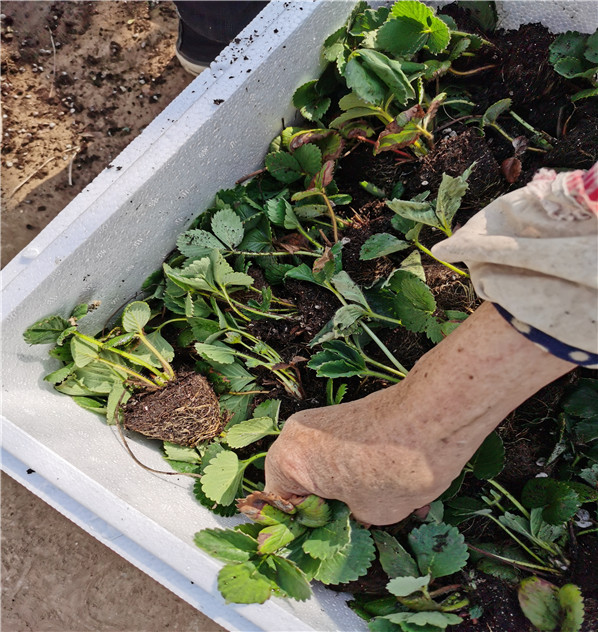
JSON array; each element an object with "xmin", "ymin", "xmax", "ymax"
[{"xmin": 2, "ymin": 2, "xmax": 594, "ymax": 630}]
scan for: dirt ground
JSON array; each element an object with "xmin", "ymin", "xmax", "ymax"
[
  {"xmin": 1, "ymin": 2, "xmax": 224, "ymax": 630},
  {"xmin": 1, "ymin": 0, "xmax": 194, "ymax": 266}
]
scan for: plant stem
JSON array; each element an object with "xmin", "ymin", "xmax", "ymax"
[
  {"xmin": 242, "ymin": 452, "xmax": 268, "ymax": 468},
  {"xmin": 362, "ymin": 352, "xmax": 407, "ymax": 378},
  {"xmin": 490, "ymin": 122, "xmax": 546, "ymax": 153},
  {"xmin": 154, "ymin": 318, "xmax": 187, "ymax": 331},
  {"xmin": 319, "ymin": 191, "xmax": 339, "ymax": 243},
  {"xmin": 96, "ymin": 357, "xmax": 161, "ymax": 389},
  {"xmin": 449, "ymin": 64, "xmax": 497, "ymax": 76},
  {"xmin": 137, "ymin": 331, "xmax": 175, "ymax": 380},
  {"xmin": 577, "ymin": 527, "xmax": 598, "ymax": 536},
  {"xmin": 485, "ymin": 513, "xmax": 548, "ymax": 566},
  {"xmin": 232, "ymin": 250, "xmax": 318, "ymax": 258},
  {"xmin": 467, "ymin": 544, "xmax": 557, "ymax": 575},
  {"xmin": 297, "ymin": 225, "xmax": 324, "ymax": 250},
  {"xmin": 75, "ymin": 332, "xmax": 168, "ymax": 382},
  {"xmin": 414, "ymin": 240, "xmax": 470, "ymax": 278},
  {"xmin": 361, "ymin": 322, "xmax": 409, "ymax": 375},
  {"xmin": 364, "ymin": 370, "xmax": 401, "ymax": 383},
  {"xmin": 219, "ymin": 285, "xmax": 251, "ymax": 322},
  {"xmin": 487, "ymin": 479, "xmax": 530, "ymax": 519},
  {"xmin": 509, "ymin": 112, "xmax": 554, "ymax": 149}
]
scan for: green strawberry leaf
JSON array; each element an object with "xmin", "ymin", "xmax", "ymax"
[
  {"xmin": 292, "ymin": 80, "xmax": 331, "ymax": 121},
  {"xmin": 375, "ymin": 17, "xmax": 428, "ymax": 57},
  {"xmin": 122, "ymin": 301, "xmax": 151, "ymax": 333},
  {"xmin": 344, "ymin": 56, "xmax": 387, "ymax": 105},
  {"xmin": 23, "ymin": 314, "xmax": 71, "ymax": 345},
  {"xmin": 265, "ymin": 151, "xmax": 303, "ymax": 183},
  {"xmin": 521, "ymin": 478, "xmax": 581, "ymax": 525},
  {"xmin": 217, "ymin": 561, "xmax": 274, "ymax": 604},
  {"xmin": 211, "ymin": 208, "xmax": 244, "ymax": 249},
  {"xmin": 200, "ymin": 449, "xmax": 245, "ymax": 505},
  {"xmin": 195, "ymin": 342, "xmax": 236, "ymax": 365},
  {"xmin": 360, "ymin": 233, "xmax": 410, "ymax": 260},
  {"xmin": 469, "ymin": 431, "xmax": 505, "ymax": 480},
  {"xmin": 482, "ymin": 98, "xmax": 512, "ymax": 126},
  {"xmin": 268, "ymin": 556, "xmax": 312, "ymax": 601},
  {"xmin": 194, "ymin": 528, "xmax": 258, "ymax": 563},
  {"xmin": 293, "ymin": 143, "xmax": 323, "ymax": 177},
  {"xmin": 373, "ymin": 531, "xmax": 419, "ymax": 579},
  {"xmin": 302, "ymin": 502, "xmax": 351, "ymax": 560},
  {"xmin": 226, "ymin": 416, "xmax": 277, "ymax": 449},
  {"xmin": 177, "ymin": 229, "xmax": 225, "ymax": 259},
  {"xmin": 408, "ymin": 523, "xmax": 468, "ymax": 578},
  {"xmin": 386, "ymin": 574, "xmax": 431, "ymax": 597},
  {"xmin": 313, "ymin": 523, "xmax": 375, "ymax": 584}
]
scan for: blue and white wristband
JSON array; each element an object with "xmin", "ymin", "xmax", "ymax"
[{"xmin": 493, "ymin": 303, "xmax": 598, "ymax": 369}]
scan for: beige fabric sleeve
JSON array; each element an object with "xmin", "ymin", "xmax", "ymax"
[{"xmin": 431, "ymin": 171, "xmax": 598, "ymax": 355}]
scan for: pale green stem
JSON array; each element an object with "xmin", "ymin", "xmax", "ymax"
[
  {"xmin": 137, "ymin": 331, "xmax": 175, "ymax": 380},
  {"xmin": 231, "ymin": 250, "xmax": 318, "ymax": 258},
  {"xmin": 362, "ymin": 352, "xmax": 406, "ymax": 378},
  {"xmin": 490, "ymin": 122, "xmax": 546, "ymax": 153},
  {"xmin": 318, "ymin": 191, "xmax": 339, "ymax": 243},
  {"xmin": 577, "ymin": 527, "xmax": 598, "ymax": 536},
  {"xmin": 361, "ymin": 322, "xmax": 409, "ymax": 375},
  {"xmin": 297, "ymin": 225, "xmax": 324, "ymax": 250},
  {"xmin": 468, "ymin": 545, "xmax": 558, "ymax": 574},
  {"xmin": 488, "ymin": 479, "xmax": 530, "ymax": 519},
  {"xmin": 364, "ymin": 369, "xmax": 401, "ymax": 383},
  {"xmin": 96, "ymin": 357, "xmax": 160, "ymax": 389},
  {"xmin": 219, "ymin": 285, "xmax": 251, "ymax": 322},
  {"xmin": 484, "ymin": 513, "xmax": 549, "ymax": 566},
  {"xmin": 509, "ymin": 112, "xmax": 553, "ymax": 149},
  {"xmin": 76, "ymin": 332, "xmax": 167, "ymax": 382},
  {"xmin": 154, "ymin": 318, "xmax": 187, "ymax": 331},
  {"xmin": 415, "ymin": 240, "xmax": 470, "ymax": 278},
  {"xmin": 241, "ymin": 452, "xmax": 268, "ymax": 468}
]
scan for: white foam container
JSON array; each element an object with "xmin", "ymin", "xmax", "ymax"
[{"xmin": 2, "ymin": 2, "xmax": 596, "ymax": 630}]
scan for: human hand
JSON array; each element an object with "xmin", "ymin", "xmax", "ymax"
[
  {"xmin": 264, "ymin": 384, "xmax": 465, "ymax": 525},
  {"xmin": 265, "ymin": 303, "xmax": 574, "ymax": 525}
]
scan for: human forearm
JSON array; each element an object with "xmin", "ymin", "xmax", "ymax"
[{"xmin": 265, "ymin": 302, "xmax": 575, "ymax": 525}]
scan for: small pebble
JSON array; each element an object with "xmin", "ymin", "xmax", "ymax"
[
  {"xmin": 6, "ymin": 161, "xmax": 13, "ymax": 167},
  {"xmin": 49, "ymin": 122, "xmax": 56, "ymax": 128}
]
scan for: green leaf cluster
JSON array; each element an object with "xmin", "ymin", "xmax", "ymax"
[
  {"xmin": 368, "ymin": 523, "xmax": 469, "ymax": 629},
  {"xmin": 194, "ymin": 497, "xmax": 374, "ymax": 604},
  {"xmin": 549, "ymin": 30, "xmax": 598, "ymax": 101}
]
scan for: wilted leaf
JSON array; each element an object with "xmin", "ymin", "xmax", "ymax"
[
  {"xmin": 502, "ymin": 157, "xmax": 522, "ymax": 183},
  {"xmin": 518, "ymin": 577, "xmax": 560, "ymax": 631}
]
